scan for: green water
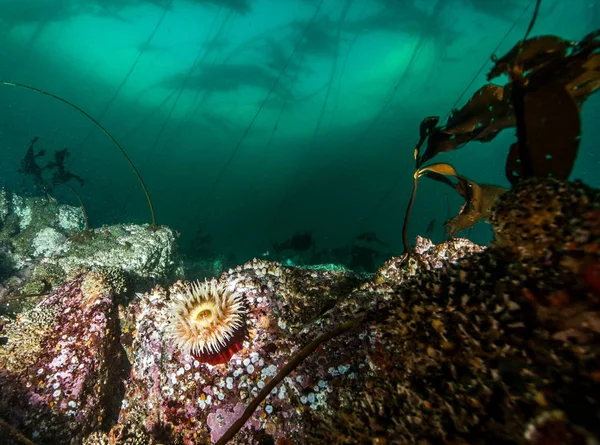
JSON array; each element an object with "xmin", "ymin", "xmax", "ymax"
[{"xmin": 0, "ymin": 0, "xmax": 598, "ymax": 270}]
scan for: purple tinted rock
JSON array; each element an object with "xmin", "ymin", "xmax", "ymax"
[
  {"xmin": 0, "ymin": 269, "xmax": 127, "ymax": 444},
  {"xmin": 114, "ymin": 261, "xmax": 364, "ymax": 444}
]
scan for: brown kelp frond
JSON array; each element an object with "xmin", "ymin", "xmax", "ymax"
[
  {"xmin": 505, "ymin": 82, "xmax": 580, "ymax": 185},
  {"xmin": 0, "ymin": 81, "xmax": 156, "ymax": 227},
  {"xmin": 403, "ymin": 25, "xmax": 600, "ymax": 253},
  {"xmin": 416, "ymin": 29, "xmax": 600, "ymax": 171},
  {"xmin": 418, "ymin": 164, "xmax": 508, "ymax": 237},
  {"xmin": 488, "ymin": 35, "xmax": 574, "ymax": 80},
  {"xmin": 402, "ymin": 162, "xmax": 507, "ymax": 251}
]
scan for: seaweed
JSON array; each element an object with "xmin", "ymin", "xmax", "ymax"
[
  {"xmin": 417, "ymin": 30, "xmax": 600, "ymax": 172},
  {"xmin": 46, "ymin": 149, "xmax": 85, "ymax": 187},
  {"xmin": 203, "ymin": 0, "xmax": 326, "ymax": 203},
  {"xmin": 0, "ymin": 81, "xmax": 156, "ymax": 227},
  {"xmin": 401, "ymin": 1, "xmax": 600, "ymax": 252},
  {"xmin": 417, "ymin": 163, "xmax": 508, "ymax": 237},
  {"xmin": 92, "ymin": 1, "xmax": 173, "ymax": 126},
  {"xmin": 187, "ymin": 0, "xmax": 253, "ymax": 15},
  {"xmin": 18, "ymin": 137, "xmax": 50, "ymax": 194},
  {"xmin": 18, "ymin": 138, "xmax": 90, "ymax": 231}
]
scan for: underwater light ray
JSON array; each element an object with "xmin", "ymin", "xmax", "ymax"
[
  {"xmin": 359, "ymin": 23, "xmax": 434, "ymax": 138},
  {"xmin": 145, "ymin": 8, "xmax": 230, "ymax": 161},
  {"xmin": 203, "ymin": 0, "xmax": 326, "ymax": 204},
  {"xmin": 0, "ymin": 80, "xmax": 156, "ymax": 226},
  {"xmin": 357, "ymin": 0, "xmax": 536, "ymax": 253},
  {"xmin": 309, "ymin": 0, "xmax": 352, "ymax": 149},
  {"xmin": 442, "ymin": 0, "xmax": 533, "ymax": 125},
  {"xmin": 167, "ymin": 9, "xmax": 235, "ymax": 138},
  {"xmin": 74, "ymin": 1, "xmax": 173, "ymax": 159},
  {"xmin": 96, "ymin": 0, "xmax": 173, "ymax": 124},
  {"xmin": 326, "ymin": 9, "xmax": 366, "ymax": 135},
  {"xmin": 262, "ymin": 48, "xmax": 308, "ymax": 155},
  {"xmin": 121, "ymin": 88, "xmax": 179, "ymax": 141}
]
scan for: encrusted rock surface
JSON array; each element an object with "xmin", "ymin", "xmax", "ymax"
[
  {"xmin": 0, "ymin": 269, "xmax": 129, "ymax": 444},
  {"xmin": 0, "ymin": 178, "xmax": 598, "ymax": 444},
  {"xmin": 0, "ymin": 190, "xmax": 183, "ymax": 315}
]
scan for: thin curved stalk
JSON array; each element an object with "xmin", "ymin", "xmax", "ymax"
[
  {"xmin": 145, "ymin": 9, "xmax": 229, "ymax": 160},
  {"xmin": 402, "ymin": 172, "xmax": 419, "ymax": 254},
  {"xmin": 204, "ymin": 0, "xmax": 326, "ymax": 203},
  {"xmin": 0, "ymin": 81, "xmax": 156, "ymax": 226},
  {"xmin": 96, "ymin": 1, "xmax": 173, "ymax": 123},
  {"xmin": 216, "ymin": 314, "xmax": 364, "ymax": 445}
]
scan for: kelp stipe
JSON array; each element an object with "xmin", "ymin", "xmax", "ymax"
[
  {"xmin": 0, "ymin": 81, "xmax": 157, "ymax": 227},
  {"xmin": 402, "ymin": 0, "xmax": 600, "ymax": 253}
]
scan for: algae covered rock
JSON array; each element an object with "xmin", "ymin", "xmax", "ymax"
[
  {"xmin": 0, "ymin": 269, "xmax": 129, "ymax": 444},
  {"xmin": 1, "ymin": 178, "xmax": 598, "ymax": 445},
  {"xmin": 0, "ymin": 190, "xmax": 183, "ymax": 306},
  {"xmin": 54, "ymin": 223, "xmax": 183, "ymax": 285}
]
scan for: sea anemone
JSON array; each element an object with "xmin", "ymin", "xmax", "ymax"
[{"xmin": 166, "ymin": 279, "xmax": 246, "ymax": 364}]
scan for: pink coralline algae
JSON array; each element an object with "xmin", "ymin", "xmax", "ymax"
[
  {"xmin": 0, "ymin": 269, "xmax": 127, "ymax": 444},
  {"xmin": 111, "ymin": 262, "xmax": 362, "ymax": 444},
  {"xmin": 1, "ymin": 178, "xmax": 598, "ymax": 445},
  {"xmin": 207, "ymin": 402, "xmax": 246, "ymax": 442}
]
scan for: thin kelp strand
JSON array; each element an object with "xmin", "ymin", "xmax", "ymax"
[
  {"xmin": 146, "ymin": 8, "xmax": 229, "ymax": 161},
  {"xmin": 0, "ymin": 80, "xmax": 156, "ymax": 226},
  {"xmin": 216, "ymin": 314, "xmax": 364, "ymax": 445},
  {"xmin": 204, "ymin": 0, "xmax": 325, "ymax": 204},
  {"xmin": 442, "ymin": 0, "xmax": 533, "ymax": 125},
  {"xmin": 95, "ymin": 1, "xmax": 173, "ymax": 124}
]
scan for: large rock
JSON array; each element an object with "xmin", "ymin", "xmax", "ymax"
[
  {"xmin": 0, "ymin": 269, "xmax": 129, "ymax": 444},
  {"xmin": 0, "ymin": 190, "xmax": 183, "ymax": 313},
  {"xmin": 1, "ymin": 178, "xmax": 598, "ymax": 444}
]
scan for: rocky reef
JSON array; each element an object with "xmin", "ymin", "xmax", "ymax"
[
  {"xmin": 0, "ymin": 189, "xmax": 183, "ymax": 316},
  {"xmin": 0, "ymin": 177, "xmax": 598, "ymax": 444}
]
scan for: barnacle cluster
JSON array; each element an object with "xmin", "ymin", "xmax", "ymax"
[
  {"xmin": 492, "ymin": 178, "xmax": 600, "ymax": 261},
  {"xmin": 165, "ymin": 279, "xmax": 246, "ymax": 363}
]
